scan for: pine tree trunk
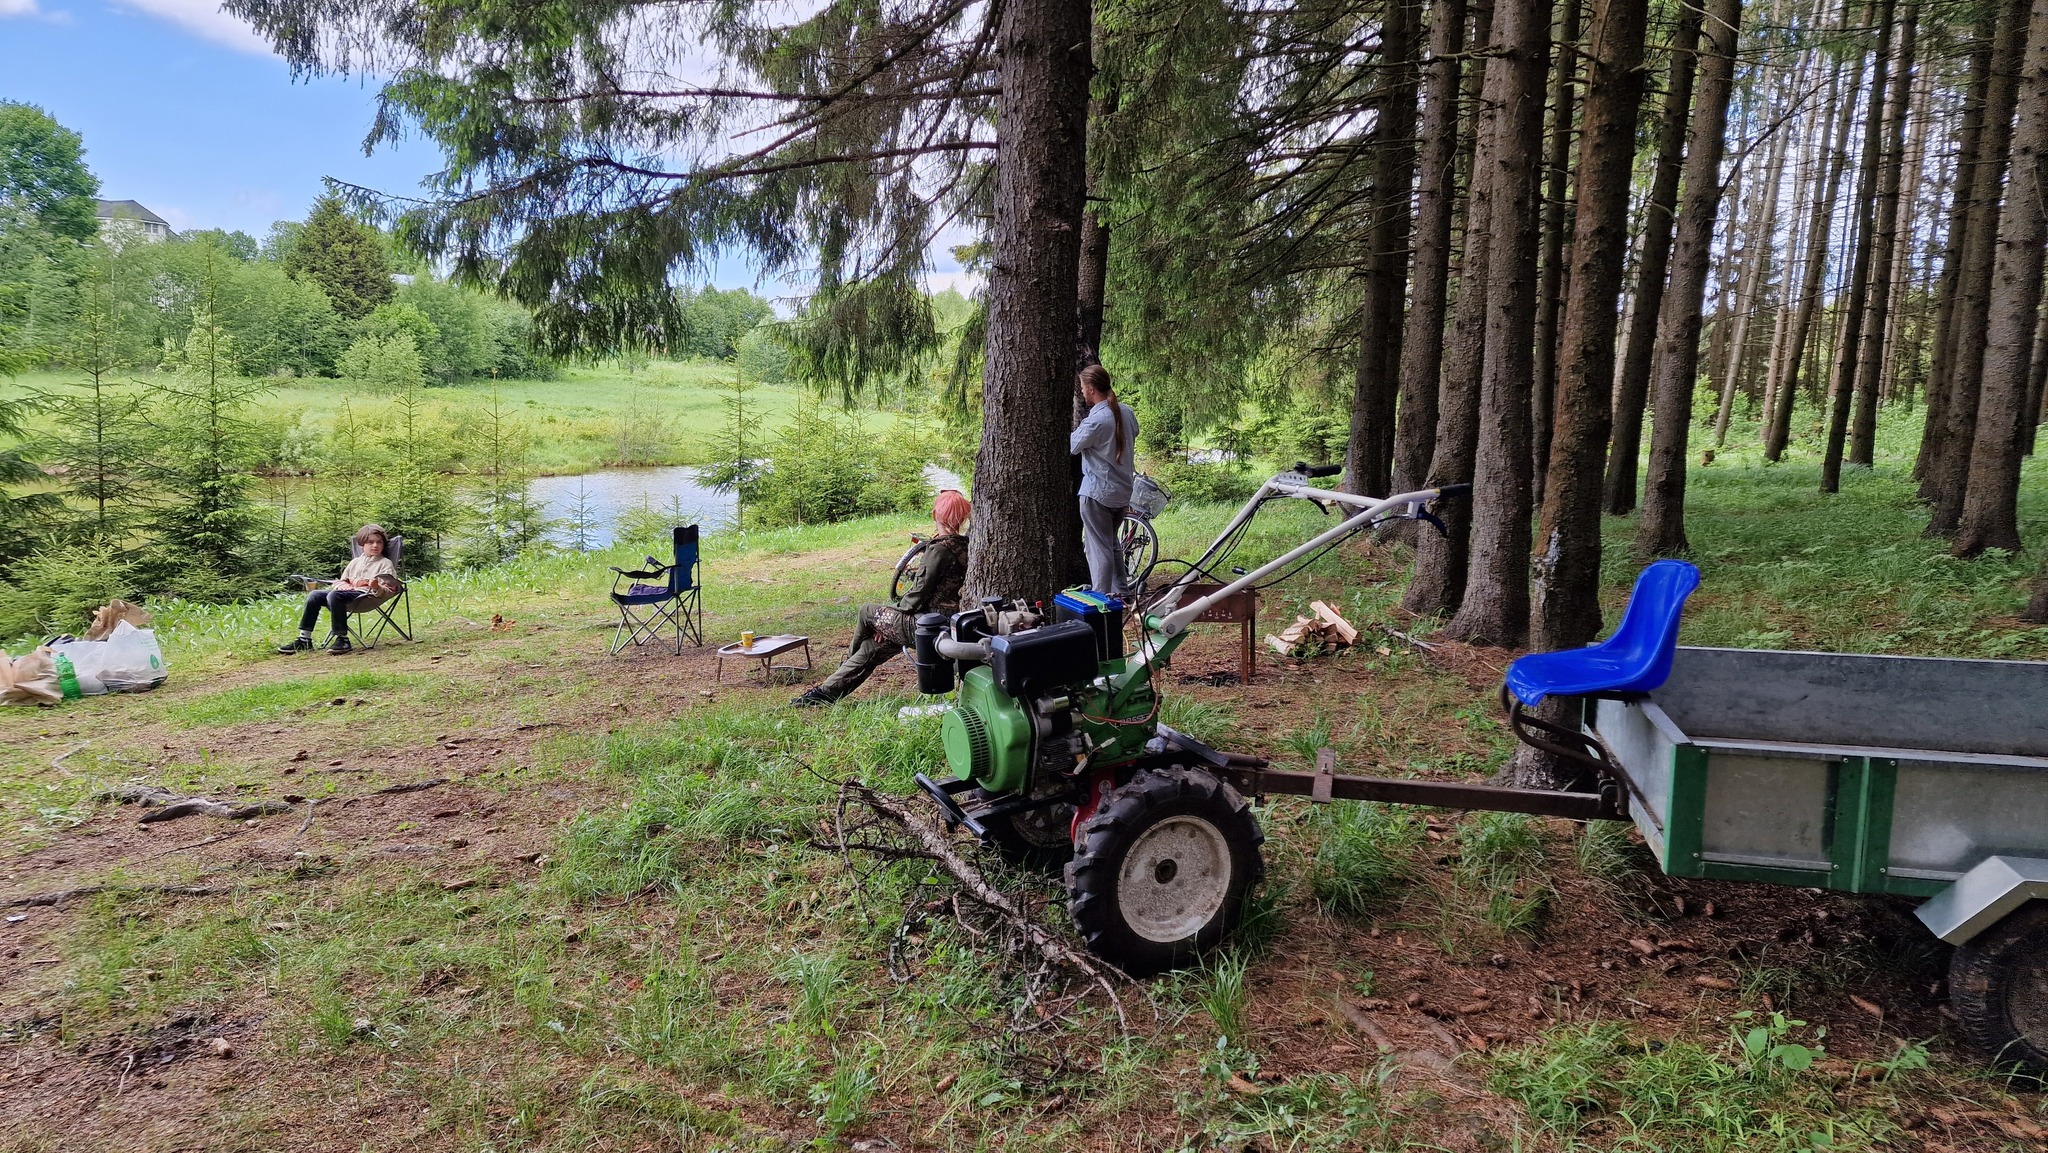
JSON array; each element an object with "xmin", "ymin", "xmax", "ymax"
[
  {"xmin": 1347, "ymin": 0, "xmax": 1419, "ymax": 499},
  {"xmin": 1635, "ymin": 0, "xmax": 1741, "ymax": 559},
  {"xmin": 1392, "ymin": 0, "xmax": 1472, "ymax": 499},
  {"xmin": 1602, "ymin": 6, "xmax": 1701, "ymax": 515},
  {"xmin": 1953, "ymin": 0, "xmax": 2048, "ymax": 557},
  {"xmin": 1441, "ymin": 0, "xmax": 1552, "ymax": 647},
  {"xmin": 2026, "ymin": 285, "xmax": 2048, "ymax": 453},
  {"xmin": 1847, "ymin": 2, "xmax": 1917, "ymax": 466},
  {"xmin": 1712, "ymin": 85, "xmax": 1792, "ymax": 447},
  {"xmin": 1765, "ymin": 49, "xmax": 1856, "ymax": 461},
  {"xmin": 1531, "ymin": 0, "xmax": 1581, "ymax": 505},
  {"xmin": 965, "ymin": 0, "xmax": 1093, "ymax": 603},
  {"xmin": 1534, "ymin": 0, "xmax": 1650, "ymax": 653},
  {"xmin": 1820, "ymin": 0, "xmax": 1898, "ymax": 493},
  {"xmin": 1917, "ymin": 28, "xmax": 1996, "ymax": 490},
  {"xmin": 1407, "ymin": 0, "xmax": 1499, "ymax": 618},
  {"xmin": 1880, "ymin": 58, "xmax": 1935, "ymax": 407},
  {"xmin": 1928, "ymin": 0, "xmax": 2031, "ymax": 535}
]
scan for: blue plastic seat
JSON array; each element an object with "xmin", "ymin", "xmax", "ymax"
[{"xmin": 1504, "ymin": 560, "xmax": 1701, "ymax": 707}]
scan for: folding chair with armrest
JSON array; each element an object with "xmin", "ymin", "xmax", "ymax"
[
  {"xmin": 300, "ymin": 535, "xmax": 415, "ymax": 649},
  {"xmin": 609, "ymin": 524, "xmax": 704, "ymax": 655}
]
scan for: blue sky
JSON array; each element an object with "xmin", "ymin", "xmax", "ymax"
[{"xmin": 0, "ymin": 0, "xmax": 976, "ymax": 298}]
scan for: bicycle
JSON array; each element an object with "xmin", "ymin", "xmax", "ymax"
[{"xmin": 1117, "ymin": 473, "xmax": 1170, "ymax": 595}]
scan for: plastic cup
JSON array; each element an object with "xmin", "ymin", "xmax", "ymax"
[{"xmin": 740, "ymin": 631, "xmax": 756, "ymax": 648}]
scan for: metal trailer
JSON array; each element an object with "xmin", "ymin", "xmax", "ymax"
[{"xmin": 1585, "ymin": 645, "xmax": 2048, "ymax": 1073}]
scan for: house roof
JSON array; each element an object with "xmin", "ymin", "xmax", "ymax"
[{"xmin": 95, "ymin": 199, "xmax": 169, "ymax": 226}]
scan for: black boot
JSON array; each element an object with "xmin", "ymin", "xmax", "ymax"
[{"xmin": 791, "ymin": 687, "xmax": 837, "ymax": 707}]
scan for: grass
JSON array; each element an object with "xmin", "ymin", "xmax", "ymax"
[
  {"xmin": 4, "ymin": 417, "xmax": 2048, "ymax": 1149},
  {"xmin": 3, "ymin": 356, "xmax": 913, "ymax": 477}
]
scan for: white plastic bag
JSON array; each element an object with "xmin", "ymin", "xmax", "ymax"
[{"xmin": 47, "ymin": 620, "xmax": 167, "ymax": 697}]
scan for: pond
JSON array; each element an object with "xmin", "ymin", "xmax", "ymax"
[{"xmin": 526, "ymin": 464, "xmax": 964, "ymax": 550}]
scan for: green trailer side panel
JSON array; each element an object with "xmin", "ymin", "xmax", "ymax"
[
  {"xmin": 1664, "ymin": 744, "xmax": 1710, "ymax": 878},
  {"xmin": 1827, "ymin": 757, "xmax": 1898, "ymax": 894}
]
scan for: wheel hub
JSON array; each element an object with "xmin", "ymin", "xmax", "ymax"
[{"xmin": 1117, "ymin": 815, "xmax": 1233, "ymax": 943}]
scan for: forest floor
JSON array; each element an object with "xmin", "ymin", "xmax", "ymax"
[{"xmin": 3, "ymin": 441, "xmax": 2048, "ymax": 1152}]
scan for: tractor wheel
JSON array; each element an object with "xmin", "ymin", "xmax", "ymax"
[
  {"xmin": 1065, "ymin": 766, "xmax": 1264, "ymax": 976},
  {"xmin": 1952, "ymin": 903, "xmax": 2048, "ymax": 1081},
  {"xmin": 973, "ymin": 789, "xmax": 1076, "ymax": 872}
]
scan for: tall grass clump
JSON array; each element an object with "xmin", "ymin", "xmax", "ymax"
[
  {"xmin": 1308, "ymin": 801, "xmax": 1424, "ymax": 917},
  {"xmin": 1455, "ymin": 812, "xmax": 1552, "ymax": 935}
]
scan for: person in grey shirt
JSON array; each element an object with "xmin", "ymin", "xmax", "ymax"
[{"xmin": 1070, "ymin": 364, "xmax": 1140, "ymax": 595}]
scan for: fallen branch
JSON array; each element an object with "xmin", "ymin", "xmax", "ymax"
[
  {"xmin": 99, "ymin": 784, "xmax": 295, "ymax": 824},
  {"xmin": 50, "ymin": 743, "xmax": 90, "ymax": 772},
  {"xmin": 130, "ymin": 829, "xmax": 251, "ymax": 863},
  {"xmin": 372, "ymin": 777, "xmax": 449, "ymax": 797},
  {"xmin": 5, "ymin": 883, "xmax": 220, "ymax": 909},
  {"xmin": 846, "ymin": 783, "xmax": 1129, "ymax": 1032}
]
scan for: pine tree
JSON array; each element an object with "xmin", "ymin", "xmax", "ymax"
[
  {"xmin": 371, "ymin": 386, "xmax": 460, "ymax": 571},
  {"xmin": 283, "ymin": 194, "xmax": 394, "ymax": 321},
  {"xmin": 33, "ymin": 262, "xmax": 145, "ymax": 540},
  {"xmin": 143, "ymin": 264, "xmax": 273, "ymax": 595},
  {"xmin": 703, "ymin": 368, "xmax": 766, "ymax": 516}
]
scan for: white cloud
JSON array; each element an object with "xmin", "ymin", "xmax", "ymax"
[
  {"xmin": 111, "ymin": 0, "xmax": 274, "ymax": 54},
  {"xmin": 0, "ymin": 0, "xmax": 44, "ymax": 17}
]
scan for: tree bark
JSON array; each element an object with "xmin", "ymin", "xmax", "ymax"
[
  {"xmin": 965, "ymin": 0, "xmax": 1093, "ymax": 603},
  {"xmin": 1392, "ymin": 0, "xmax": 1471, "ymax": 499},
  {"xmin": 1712, "ymin": 79, "xmax": 1792, "ymax": 447},
  {"xmin": 1928, "ymin": 0, "xmax": 2031, "ymax": 536},
  {"xmin": 1531, "ymin": 0, "xmax": 1581, "ymax": 504},
  {"xmin": 2026, "ymin": 282, "xmax": 2048, "ymax": 453},
  {"xmin": 1441, "ymin": 0, "xmax": 1552, "ymax": 647},
  {"xmin": 1406, "ymin": 0, "xmax": 1499, "ymax": 618},
  {"xmin": 1602, "ymin": 5, "xmax": 1702, "ymax": 514},
  {"xmin": 1847, "ymin": 4, "xmax": 1917, "ymax": 466},
  {"xmin": 1534, "ymin": 0, "xmax": 1650, "ymax": 653},
  {"xmin": 1347, "ymin": 0, "xmax": 1419, "ymax": 499},
  {"xmin": 1819, "ymin": 0, "xmax": 1899, "ymax": 493},
  {"xmin": 1765, "ymin": 48, "xmax": 1856, "ymax": 461},
  {"xmin": 1634, "ymin": 0, "xmax": 1741, "ymax": 559},
  {"xmin": 1953, "ymin": 0, "xmax": 2048, "ymax": 557},
  {"xmin": 1916, "ymin": 26, "xmax": 1996, "ymax": 490}
]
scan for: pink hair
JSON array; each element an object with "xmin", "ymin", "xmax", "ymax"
[{"xmin": 933, "ymin": 490, "xmax": 970, "ymax": 534}]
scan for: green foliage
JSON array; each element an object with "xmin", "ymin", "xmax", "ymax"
[
  {"xmin": 283, "ymin": 194, "xmax": 394, "ymax": 320},
  {"xmin": 680, "ymin": 288, "xmax": 776, "ymax": 360},
  {"xmin": 1149, "ymin": 454, "xmax": 1258, "ymax": 504},
  {"xmin": 338, "ymin": 331, "xmax": 427, "ymax": 391},
  {"xmin": 0, "ymin": 538, "xmax": 138, "ymax": 643},
  {"xmin": 743, "ymin": 396, "xmax": 936, "ymax": 528},
  {"xmin": 368, "ymin": 387, "xmax": 462, "ymax": 570},
  {"xmin": 701, "ymin": 371, "xmax": 766, "ymax": 500},
  {"xmin": 31, "ymin": 267, "xmax": 147, "ymax": 540},
  {"xmin": 735, "ymin": 326, "xmax": 789, "ymax": 383},
  {"xmin": 1489, "ymin": 1017, "xmax": 1917, "ymax": 1149},
  {"xmin": 0, "ymin": 101, "xmax": 101, "ymax": 242},
  {"xmin": 1455, "ymin": 812, "xmax": 1553, "ymax": 936},
  {"xmin": 1307, "ymin": 801, "xmax": 1423, "ymax": 917},
  {"xmin": 141, "ymin": 278, "xmax": 274, "ymax": 595},
  {"xmin": 456, "ymin": 382, "xmax": 549, "ymax": 567}
]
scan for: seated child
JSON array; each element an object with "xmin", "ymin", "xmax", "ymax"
[{"xmin": 278, "ymin": 523, "xmax": 400, "ymax": 655}]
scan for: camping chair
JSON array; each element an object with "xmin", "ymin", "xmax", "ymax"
[
  {"xmin": 304, "ymin": 535, "xmax": 415, "ymax": 649},
  {"xmin": 608, "ymin": 525, "xmax": 703, "ymax": 655}
]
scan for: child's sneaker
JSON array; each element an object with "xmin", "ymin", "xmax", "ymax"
[
  {"xmin": 276, "ymin": 637, "xmax": 312, "ymax": 654},
  {"xmin": 326, "ymin": 637, "xmax": 354, "ymax": 655}
]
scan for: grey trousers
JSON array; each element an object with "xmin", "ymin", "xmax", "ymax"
[{"xmin": 1080, "ymin": 496, "xmax": 1130, "ymax": 596}]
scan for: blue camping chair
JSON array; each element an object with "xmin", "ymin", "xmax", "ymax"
[
  {"xmin": 1501, "ymin": 559, "xmax": 1701, "ymax": 775},
  {"xmin": 608, "ymin": 525, "xmax": 703, "ymax": 655}
]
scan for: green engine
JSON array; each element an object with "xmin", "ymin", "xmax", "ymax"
[{"xmin": 916, "ymin": 595, "xmax": 1157, "ymax": 799}]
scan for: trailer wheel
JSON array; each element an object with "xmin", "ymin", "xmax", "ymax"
[
  {"xmin": 974, "ymin": 788, "xmax": 1076, "ymax": 871},
  {"xmin": 1065, "ymin": 766, "xmax": 1264, "ymax": 976},
  {"xmin": 1951, "ymin": 902, "xmax": 2048, "ymax": 1080}
]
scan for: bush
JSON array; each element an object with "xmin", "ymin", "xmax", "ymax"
[
  {"xmin": 0, "ymin": 540, "xmax": 139, "ymax": 643},
  {"xmin": 1149, "ymin": 455, "xmax": 1258, "ymax": 504},
  {"xmin": 744, "ymin": 398, "xmax": 937, "ymax": 528}
]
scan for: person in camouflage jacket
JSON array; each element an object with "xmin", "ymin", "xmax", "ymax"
[{"xmin": 793, "ymin": 491, "xmax": 969, "ymax": 706}]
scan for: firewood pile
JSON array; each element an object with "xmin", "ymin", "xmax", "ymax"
[{"xmin": 1265, "ymin": 600, "xmax": 1360, "ymax": 658}]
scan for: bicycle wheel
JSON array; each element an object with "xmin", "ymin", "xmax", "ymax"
[
  {"xmin": 1117, "ymin": 515, "xmax": 1158, "ymax": 594},
  {"xmin": 890, "ymin": 537, "xmax": 933, "ymax": 603}
]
